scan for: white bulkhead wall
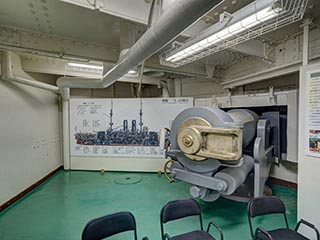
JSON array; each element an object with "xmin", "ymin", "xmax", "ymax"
[{"xmin": 0, "ymin": 58, "xmax": 62, "ymax": 206}]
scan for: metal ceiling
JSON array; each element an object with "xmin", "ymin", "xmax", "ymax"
[
  {"xmin": 0, "ymin": 0, "xmax": 318, "ymax": 71},
  {"xmin": 0, "ymin": 0, "xmax": 145, "ymax": 47},
  {"xmin": 0, "ymin": 0, "xmax": 262, "ymax": 49}
]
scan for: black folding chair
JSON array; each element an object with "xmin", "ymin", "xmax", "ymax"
[
  {"xmin": 160, "ymin": 198, "xmax": 223, "ymax": 240},
  {"xmin": 247, "ymin": 196, "xmax": 320, "ymax": 240},
  {"xmin": 82, "ymin": 211, "xmax": 139, "ymax": 240}
]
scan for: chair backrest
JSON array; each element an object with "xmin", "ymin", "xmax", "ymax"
[
  {"xmin": 82, "ymin": 211, "xmax": 137, "ymax": 240},
  {"xmin": 247, "ymin": 196, "xmax": 289, "ymax": 239},
  {"xmin": 161, "ymin": 198, "xmax": 201, "ymax": 223},
  {"xmin": 248, "ymin": 196, "xmax": 286, "ymax": 218},
  {"xmin": 160, "ymin": 199, "xmax": 203, "ymax": 239}
]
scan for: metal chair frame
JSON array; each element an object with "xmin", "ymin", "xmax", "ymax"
[
  {"xmin": 160, "ymin": 198, "xmax": 223, "ymax": 240},
  {"xmin": 247, "ymin": 196, "xmax": 320, "ymax": 240},
  {"xmin": 82, "ymin": 211, "xmax": 138, "ymax": 240}
]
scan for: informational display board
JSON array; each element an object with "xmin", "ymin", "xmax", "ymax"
[
  {"xmin": 305, "ymin": 70, "xmax": 320, "ymax": 157},
  {"xmin": 70, "ymin": 98, "xmax": 193, "ymax": 158},
  {"xmin": 298, "ymin": 64, "xmax": 320, "ymax": 237}
]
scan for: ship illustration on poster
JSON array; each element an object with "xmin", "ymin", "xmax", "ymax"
[{"xmin": 74, "ymin": 99, "xmax": 159, "ymax": 147}]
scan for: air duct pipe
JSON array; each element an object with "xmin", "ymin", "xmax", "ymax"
[
  {"xmin": 57, "ymin": 0, "xmax": 222, "ymax": 100},
  {"xmin": 160, "ymin": 80, "xmax": 170, "ymax": 97},
  {"xmin": 62, "ymin": 100, "xmax": 70, "ymax": 169},
  {"xmin": 1, "ymin": 50, "xmax": 60, "ymax": 93}
]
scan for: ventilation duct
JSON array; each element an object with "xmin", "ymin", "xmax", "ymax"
[
  {"xmin": 1, "ymin": 50, "xmax": 59, "ymax": 93},
  {"xmin": 57, "ymin": 0, "xmax": 223, "ymax": 99}
]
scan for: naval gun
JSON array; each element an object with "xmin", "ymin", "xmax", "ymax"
[{"xmin": 163, "ymin": 107, "xmax": 279, "ymax": 202}]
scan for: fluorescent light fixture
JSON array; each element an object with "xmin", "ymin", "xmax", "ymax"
[
  {"xmin": 67, "ymin": 62, "xmax": 104, "ymax": 70},
  {"xmin": 124, "ymin": 69, "xmax": 139, "ymax": 78},
  {"xmin": 165, "ymin": 2, "xmax": 283, "ymax": 63}
]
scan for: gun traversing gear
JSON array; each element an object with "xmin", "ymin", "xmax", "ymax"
[{"xmin": 163, "ymin": 107, "xmax": 276, "ymax": 202}]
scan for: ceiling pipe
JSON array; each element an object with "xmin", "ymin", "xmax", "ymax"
[
  {"xmin": 137, "ymin": 0, "xmax": 156, "ymax": 98},
  {"xmin": 161, "ymin": 80, "xmax": 171, "ymax": 97},
  {"xmin": 100, "ymin": 0, "xmax": 222, "ymax": 87},
  {"xmin": 1, "ymin": 50, "xmax": 60, "ymax": 93},
  {"xmin": 57, "ymin": 0, "xmax": 223, "ymax": 100}
]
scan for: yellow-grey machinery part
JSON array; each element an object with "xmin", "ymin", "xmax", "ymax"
[
  {"xmin": 177, "ymin": 117, "xmax": 242, "ymax": 161},
  {"xmin": 166, "ymin": 107, "xmax": 264, "ymax": 202}
]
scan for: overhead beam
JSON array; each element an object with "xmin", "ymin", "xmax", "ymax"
[
  {"xmin": 0, "ymin": 25, "xmax": 119, "ymax": 62},
  {"xmin": 230, "ymin": 40, "xmax": 273, "ymax": 59},
  {"xmin": 19, "ymin": 54, "xmax": 160, "ymax": 85},
  {"xmin": 221, "ymin": 54, "xmax": 320, "ymax": 89},
  {"xmin": 222, "ymin": 28, "xmax": 320, "ymax": 89},
  {"xmin": 60, "ymin": 0, "xmax": 211, "ymax": 37},
  {"xmin": 0, "ymin": 25, "xmax": 213, "ymax": 79},
  {"xmin": 145, "ymin": 55, "xmax": 222, "ymax": 79}
]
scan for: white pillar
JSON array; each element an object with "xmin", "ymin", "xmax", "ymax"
[
  {"xmin": 174, "ymin": 78, "xmax": 182, "ymax": 97},
  {"xmin": 302, "ymin": 19, "xmax": 311, "ymax": 66},
  {"xmin": 62, "ymin": 99, "xmax": 70, "ymax": 170}
]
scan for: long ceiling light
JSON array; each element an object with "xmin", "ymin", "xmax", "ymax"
[
  {"xmin": 67, "ymin": 62, "xmax": 104, "ymax": 70},
  {"xmin": 166, "ymin": 6, "xmax": 281, "ymax": 62},
  {"xmin": 160, "ymin": 0, "xmax": 308, "ymax": 67},
  {"xmin": 66, "ymin": 62, "xmax": 139, "ymax": 78},
  {"xmin": 65, "ymin": 62, "xmax": 104, "ymax": 78}
]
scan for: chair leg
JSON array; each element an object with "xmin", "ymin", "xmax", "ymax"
[
  {"xmin": 295, "ymin": 219, "xmax": 320, "ymax": 240},
  {"xmin": 255, "ymin": 227, "xmax": 273, "ymax": 240},
  {"xmin": 207, "ymin": 221, "xmax": 224, "ymax": 240}
]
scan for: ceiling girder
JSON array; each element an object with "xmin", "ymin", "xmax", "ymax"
[{"xmin": 0, "ymin": 25, "xmax": 215, "ymax": 79}]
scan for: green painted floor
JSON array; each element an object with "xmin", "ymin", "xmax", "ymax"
[{"xmin": 0, "ymin": 170, "xmax": 297, "ymax": 240}]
